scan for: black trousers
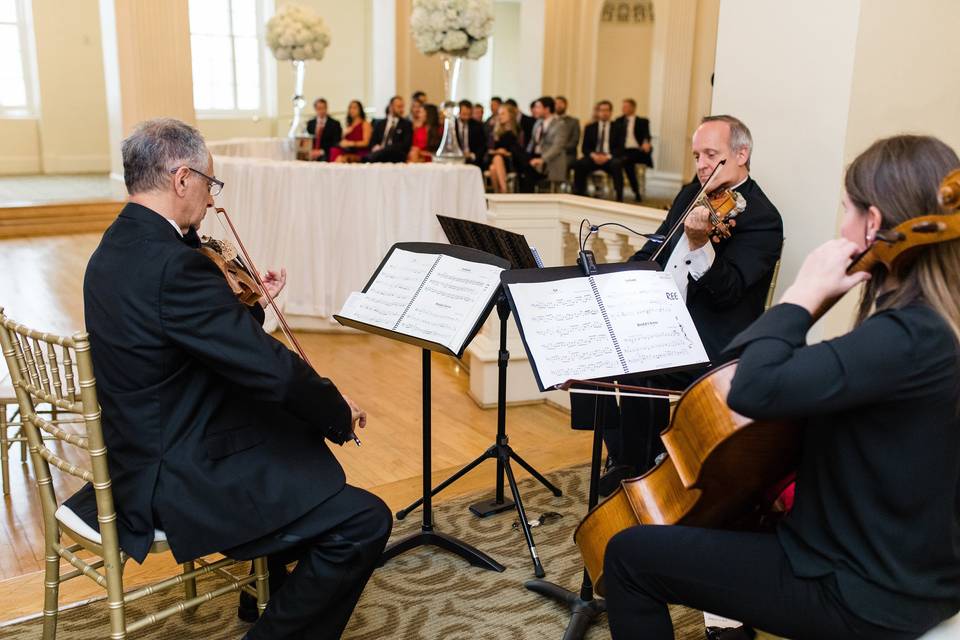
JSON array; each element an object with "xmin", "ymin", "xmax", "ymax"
[
  {"xmin": 570, "ymin": 369, "xmax": 704, "ymax": 472},
  {"xmin": 226, "ymin": 484, "xmax": 393, "ymax": 640},
  {"xmin": 572, "ymin": 156, "xmax": 624, "ymax": 201},
  {"xmin": 603, "ymin": 525, "xmax": 918, "ymax": 640},
  {"xmin": 518, "ymin": 153, "xmax": 544, "ymax": 192},
  {"xmin": 620, "ymin": 148, "xmax": 653, "ymax": 200}
]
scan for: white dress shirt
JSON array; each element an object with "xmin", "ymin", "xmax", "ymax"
[
  {"xmin": 624, "ymin": 115, "xmax": 639, "ymax": 150},
  {"xmin": 663, "ymin": 177, "xmax": 747, "ymax": 299}
]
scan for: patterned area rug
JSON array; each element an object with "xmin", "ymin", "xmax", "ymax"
[{"xmin": 0, "ymin": 465, "xmax": 705, "ymax": 639}]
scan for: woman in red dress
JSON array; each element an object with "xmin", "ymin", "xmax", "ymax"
[
  {"xmin": 407, "ymin": 103, "xmax": 441, "ymax": 163},
  {"xmin": 330, "ymin": 100, "xmax": 372, "ymax": 163}
]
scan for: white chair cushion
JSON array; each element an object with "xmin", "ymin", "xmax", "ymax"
[{"xmin": 55, "ymin": 503, "xmax": 167, "ymax": 545}]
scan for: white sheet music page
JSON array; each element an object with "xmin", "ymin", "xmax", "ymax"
[
  {"xmin": 507, "ymin": 270, "xmax": 707, "ymax": 389},
  {"xmin": 338, "ymin": 248, "xmax": 503, "ymax": 353}
]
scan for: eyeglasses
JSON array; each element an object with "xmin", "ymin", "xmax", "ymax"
[{"xmin": 170, "ymin": 166, "xmax": 224, "ymax": 196}]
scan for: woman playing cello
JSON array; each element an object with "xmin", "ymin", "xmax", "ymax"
[{"xmin": 603, "ymin": 134, "xmax": 960, "ymax": 639}]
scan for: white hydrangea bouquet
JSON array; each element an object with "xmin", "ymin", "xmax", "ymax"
[
  {"xmin": 266, "ymin": 4, "xmax": 331, "ymax": 61},
  {"xmin": 410, "ymin": 0, "xmax": 494, "ymax": 60}
]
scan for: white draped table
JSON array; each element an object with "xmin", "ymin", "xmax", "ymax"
[
  {"xmin": 201, "ymin": 155, "xmax": 488, "ymax": 329},
  {"xmin": 207, "ymin": 137, "xmax": 296, "ymax": 161}
]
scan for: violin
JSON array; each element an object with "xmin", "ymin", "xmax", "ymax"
[
  {"xmin": 847, "ymin": 168, "xmax": 960, "ymax": 274},
  {"xmin": 651, "ymin": 159, "xmax": 747, "ymax": 262},
  {"xmin": 199, "ymin": 235, "xmax": 261, "ymax": 306},
  {"xmin": 573, "ymin": 362, "xmax": 800, "ymax": 595}
]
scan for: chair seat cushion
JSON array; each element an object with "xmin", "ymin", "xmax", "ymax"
[{"xmin": 55, "ymin": 503, "xmax": 167, "ymax": 545}]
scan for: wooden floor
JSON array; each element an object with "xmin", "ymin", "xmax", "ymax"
[{"xmin": 0, "ymin": 232, "xmax": 591, "ymax": 623}]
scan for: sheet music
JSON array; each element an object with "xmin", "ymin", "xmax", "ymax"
[
  {"xmin": 339, "ymin": 248, "xmax": 503, "ymax": 354},
  {"xmin": 506, "ymin": 270, "xmax": 708, "ymax": 389}
]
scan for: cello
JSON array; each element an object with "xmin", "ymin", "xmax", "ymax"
[
  {"xmin": 573, "ymin": 362, "xmax": 800, "ymax": 595},
  {"xmin": 574, "ymin": 168, "xmax": 960, "ymax": 596}
]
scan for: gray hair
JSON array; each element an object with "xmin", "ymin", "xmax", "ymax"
[
  {"xmin": 701, "ymin": 114, "xmax": 753, "ymax": 169},
  {"xmin": 121, "ymin": 118, "xmax": 208, "ymax": 195}
]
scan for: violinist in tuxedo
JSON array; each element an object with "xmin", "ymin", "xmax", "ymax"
[
  {"xmin": 572, "ymin": 100, "xmax": 626, "ymax": 201},
  {"xmin": 365, "ymin": 96, "xmax": 413, "ymax": 163},
  {"xmin": 571, "ymin": 115, "xmax": 783, "ymax": 492},
  {"xmin": 613, "ymin": 98, "xmax": 653, "ymax": 201},
  {"xmin": 305, "ymin": 98, "xmax": 342, "ymax": 161},
  {"xmin": 65, "ymin": 118, "xmax": 392, "ymax": 640}
]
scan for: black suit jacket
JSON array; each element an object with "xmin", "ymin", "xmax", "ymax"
[
  {"xmin": 613, "ymin": 115, "xmax": 653, "ymax": 167},
  {"xmin": 519, "ymin": 114, "xmax": 536, "ymax": 148},
  {"xmin": 455, "ymin": 119, "xmax": 487, "ymax": 165},
  {"xmin": 631, "ymin": 177, "xmax": 783, "ymax": 361},
  {"xmin": 66, "ymin": 203, "xmax": 353, "ymax": 563},
  {"xmin": 581, "ymin": 121, "xmax": 623, "ymax": 157},
  {"xmin": 369, "ymin": 116, "xmax": 413, "ymax": 162},
  {"xmin": 305, "ymin": 116, "xmax": 342, "ymax": 159}
]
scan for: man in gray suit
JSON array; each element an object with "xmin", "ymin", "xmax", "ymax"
[
  {"xmin": 520, "ymin": 96, "xmax": 572, "ymax": 192},
  {"xmin": 556, "ymin": 96, "xmax": 581, "ymax": 172}
]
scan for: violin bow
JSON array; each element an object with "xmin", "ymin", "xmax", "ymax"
[
  {"xmin": 559, "ymin": 378, "xmax": 684, "ymax": 400},
  {"xmin": 650, "ymin": 159, "xmax": 725, "ymax": 262}
]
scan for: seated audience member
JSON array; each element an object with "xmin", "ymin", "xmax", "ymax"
[
  {"xmin": 330, "ymin": 100, "xmax": 372, "ymax": 163},
  {"xmin": 455, "ymin": 99, "xmax": 487, "ymax": 167},
  {"xmin": 506, "ymin": 98, "xmax": 536, "ymax": 147},
  {"xmin": 555, "ymin": 95, "xmax": 581, "ymax": 170},
  {"xmin": 484, "ymin": 103, "xmax": 525, "ymax": 193},
  {"xmin": 408, "ymin": 103, "xmax": 441, "ymax": 163},
  {"xmin": 485, "ymin": 96, "xmax": 502, "ymax": 146},
  {"xmin": 614, "ymin": 97, "xmax": 654, "ymax": 201},
  {"xmin": 472, "ymin": 103, "xmax": 484, "ymax": 122},
  {"xmin": 520, "ymin": 96, "xmax": 571, "ymax": 192},
  {"xmin": 364, "ymin": 96, "xmax": 413, "ymax": 164},
  {"xmin": 409, "ymin": 90, "xmax": 427, "ymax": 120},
  {"xmin": 305, "ymin": 98, "xmax": 342, "ymax": 162},
  {"xmin": 573, "ymin": 100, "xmax": 626, "ymax": 202}
]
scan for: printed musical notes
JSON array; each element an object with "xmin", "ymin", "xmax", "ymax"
[
  {"xmin": 506, "ymin": 270, "xmax": 708, "ymax": 389},
  {"xmin": 338, "ymin": 248, "xmax": 503, "ymax": 354}
]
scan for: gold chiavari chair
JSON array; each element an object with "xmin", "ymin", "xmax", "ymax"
[{"xmin": 0, "ymin": 308, "xmax": 269, "ymax": 639}]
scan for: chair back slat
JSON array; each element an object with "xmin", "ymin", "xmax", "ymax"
[{"xmin": 32, "ymin": 337, "xmax": 52, "ymax": 394}]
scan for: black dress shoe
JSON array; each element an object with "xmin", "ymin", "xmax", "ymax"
[
  {"xmin": 237, "ymin": 565, "xmax": 289, "ymax": 623},
  {"xmin": 598, "ymin": 464, "xmax": 636, "ymax": 497}
]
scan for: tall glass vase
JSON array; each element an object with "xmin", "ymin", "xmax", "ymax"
[
  {"xmin": 287, "ymin": 60, "xmax": 306, "ymax": 139},
  {"xmin": 434, "ymin": 54, "xmax": 465, "ymax": 164}
]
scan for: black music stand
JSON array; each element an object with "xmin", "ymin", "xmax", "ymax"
[
  {"xmin": 501, "ymin": 262, "xmax": 707, "ymax": 640},
  {"xmin": 335, "ymin": 242, "xmax": 510, "ymax": 572},
  {"xmin": 393, "ymin": 216, "xmax": 562, "ymax": 579}
]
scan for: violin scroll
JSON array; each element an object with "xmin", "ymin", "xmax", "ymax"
[{"xmin": 938, "ymin": 169, "xmax": 960, "ymax": 211}]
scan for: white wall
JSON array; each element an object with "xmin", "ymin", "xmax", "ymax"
[
  {"xmin": 491, "ymin": 1, "xmax": 521, "ymax": 102},
  {"xmin": 517, "ymin": 0, "xmax": 544, "ymax": 109},
  {"xmin": 712, "ymin": 0, "xmax": 862, "ymax": 338},
  {"xmin": 594, "ymin": 16, "xmax": 654, "ymax": 113}
]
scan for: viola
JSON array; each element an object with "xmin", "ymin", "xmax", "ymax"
[{"xmin": 573, "ymin": 362, "xmax": 800, "ymax": 595}]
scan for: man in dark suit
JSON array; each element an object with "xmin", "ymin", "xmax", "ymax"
[
  {"xmin": 455, "ymin": 99, "xmax": 487, "ymax": 167},
  {"xmin": 305, "ymin": 97, "xmax": 342, "ymax": 161},
  {"xmin": 365, "ymin": 96, "xmax": 413, "ymax": 163},
  {"xmin": 572, "ymin": 100, "xmax": 625, "ymax": 201},
  {"xmin": 613, "ymin": 98, "xmax": 654, "ymax": 201},
  {"xmin": 66, "ymin": 118, "xmax": 392, "ymax": 640},
  {"xmin": 484, "ymin": 96, "xmax": 502, "ymax": 147},
  {"xmin": 571, "ymin": 115, "xmax": 783, "ymax": 494}
]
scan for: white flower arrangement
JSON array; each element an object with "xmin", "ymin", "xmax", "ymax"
[
  {"xmin": 265, "ymin": 4, "xmax": 331, "ymax": 62},
  {"xmin": 410, "ymin": 0, "xmax": 494, "ymax": 60}
]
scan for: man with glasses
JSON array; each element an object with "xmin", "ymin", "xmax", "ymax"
[{"xmin": 66, "ymin": 118, "xmax": 392, "ymax": 640}]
